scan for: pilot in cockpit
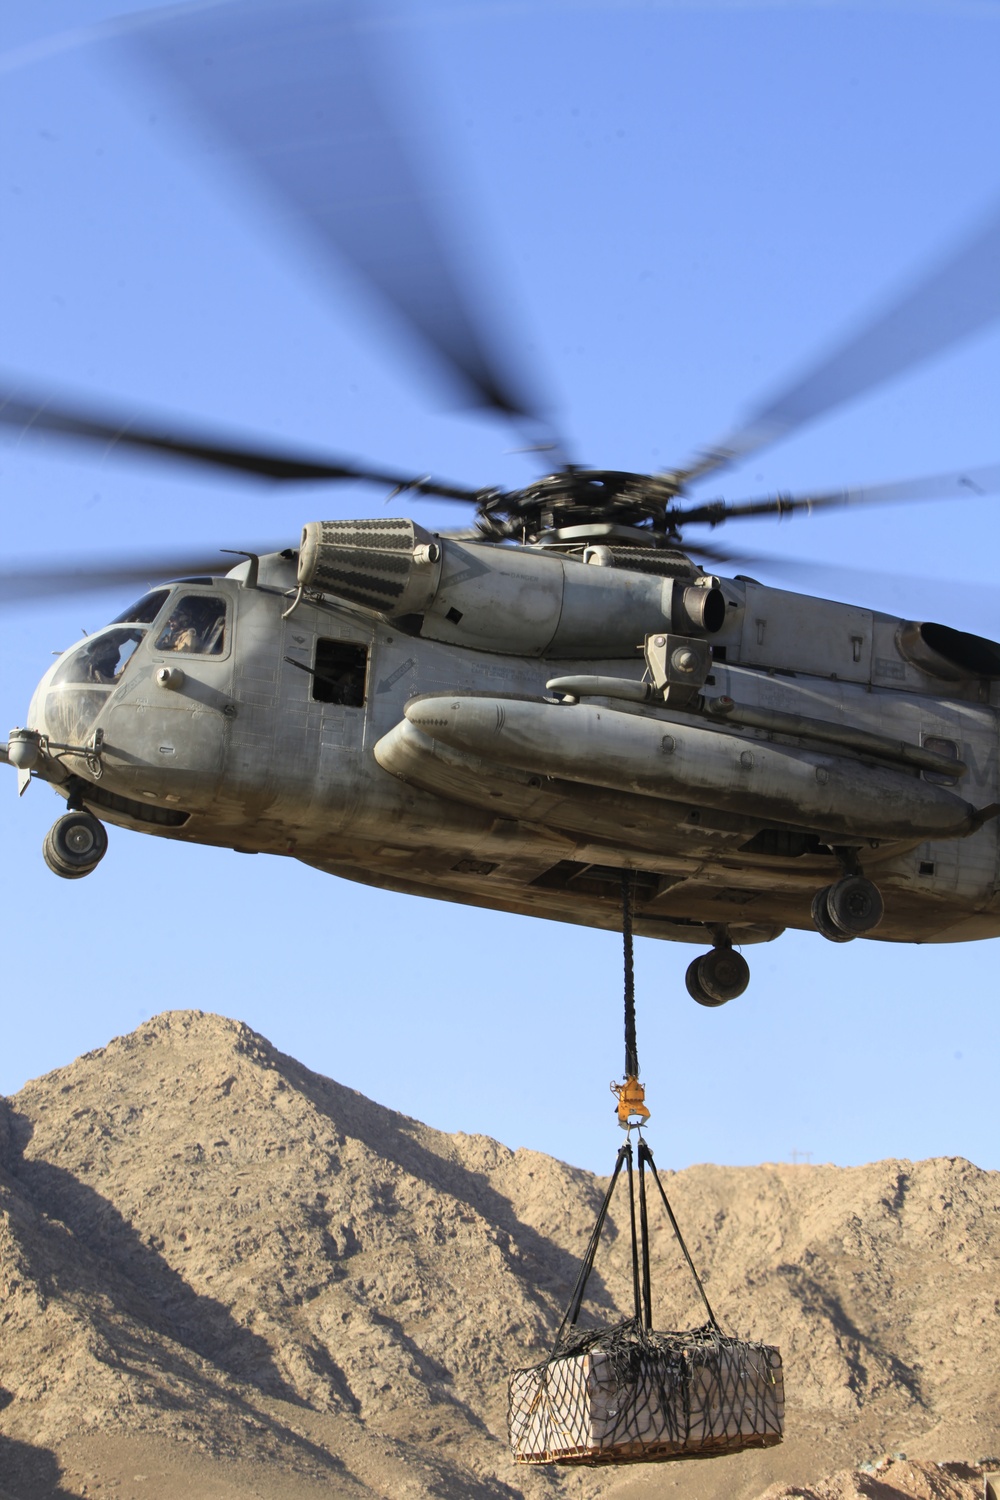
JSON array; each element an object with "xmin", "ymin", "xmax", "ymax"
[
  {"xmin": 84, "ymin": 633, "xmax": 139, "ymax": 684},
  {"xmin": 159, "ymin": 607, "xmax": 201, "ymax": 653},
  {"xmin": 156, "ymin": 597, "xmax": 226, "ymax": 655},
  {"xmin": 86, "ymin": 644, "xmax": 119, "ymax": 684}
]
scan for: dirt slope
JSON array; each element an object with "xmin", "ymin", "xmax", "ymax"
[
  {"xmin": 0, "ymin": 1011, "xmax": 997, "ymax": 1500},
  {"xmin": 756, "ymin": 1455, "xmax": 991, "ymax": 1498}
]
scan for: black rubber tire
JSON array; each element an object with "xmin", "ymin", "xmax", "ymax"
[
  {"xmin": 825, "ymin": 875, "xmax": 884, "ymax": 936},
  {"xmin": 42, "ymin": 837, "xmax": 92, "ymax": 879},
  {"xmin": 685, "ymin": 947, "xmax": 750, "ymax": 1006},
  {"xmin": 811, "ymin": 886, "xmax": 855, "ymax": 943},
  {"xmin": 43, "ymin": 812, "xmax": 108, "ymax": 877},
  {"xmin": 702, "ymin": 945, "xmax": 750, "ymax": 1002},
  {"xmin": 685, "ymin": 957, "xmax": 726, "ymax": 1006}
]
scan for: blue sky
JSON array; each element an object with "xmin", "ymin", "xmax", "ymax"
[{"xmin": 2, "ymin": 0, "xmax": 999, "ymax": 1174}]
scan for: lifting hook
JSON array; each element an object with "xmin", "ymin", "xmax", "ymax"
[{"xmin": 611, "ymin": 1074, "xmax": 650, "ymax": 1129}]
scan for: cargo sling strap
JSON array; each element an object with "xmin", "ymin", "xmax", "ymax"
[
  {"xmin": 553, "ymin": 873, "xmax": 720, "ymax": 1350},
  {"xmin": 553, "ymin": 1137, "xmax": 720, "ymax": 1348}
]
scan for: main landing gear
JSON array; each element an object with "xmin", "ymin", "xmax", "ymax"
[
  {"xmin": 684, "ymin": 862, "xmax": 886, "ymax": 1004},
  {"xmin": 811, "ymin": 874, "xmax": 884, "ymax": 942},
  {"xmin": 685, "ymin": 936, "xmax": 750, "ymax": 1008},
  {"xmin": 43, "ymin": 810, "xmax": 108, "ymax": 880}
]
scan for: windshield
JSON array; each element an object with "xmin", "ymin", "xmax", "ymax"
[
  {"xmin": 51, "ymin": 628, "xmax": 145, "ymax": 687},
  {"xmin": 42, "ymin": 625, "xmax": 149, "ymax": 744},
  {"xmin": 111, "ymin": 588, "xmax": 170, "ymax": 625}
]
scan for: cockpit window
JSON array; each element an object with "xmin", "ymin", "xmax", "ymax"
[
  {"xmin": 111, "ymin": 588, "xmax": 171, "ymax": 626},
  {"xmin": 51, "ymin": 628, "xmax": 144, "ymax": 687},
  {"xmin": 155, "ymin": 595, "xmax": 227, "ymax": 655}
]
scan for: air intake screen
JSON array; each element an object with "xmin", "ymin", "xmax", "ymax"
[{"xmin": 298, "ymin": 518, "xmax": 419, "ymax": 613}]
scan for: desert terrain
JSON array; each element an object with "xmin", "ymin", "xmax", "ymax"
[{"xmin": 1, "ymin": 1011, "xmax": 997, "ymax": 1499}]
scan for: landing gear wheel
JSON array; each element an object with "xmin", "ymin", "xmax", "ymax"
[
  {"xmin": 826, "ymin": 875, "xmax": 883, "ymax": 934},
  {"xmin": 811, "ymin": 876, "xmax": 883, "ymax": 941},
  {"xmin": 43, "ymin": 811, "xmax": 108, "ymax": 880},
  {"xmin": 811, "ymin": 888, "xmax": 854, "ymax": 942},
  {"xmin": 685, "ymin": 946, "xmax": 750, "ymax": 1007}
]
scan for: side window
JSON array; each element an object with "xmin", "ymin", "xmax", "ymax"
[
  {"xmin": 313, "ymin": 639, "xmax": 368, "ymax": 707},
  {"xmin": 156, "ymin": 595, "xmax": 227, "ymax": 656}
]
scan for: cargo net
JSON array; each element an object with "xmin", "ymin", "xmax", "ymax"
[
  {"xmin": 508, "ymin": 1316, "xmax": 784, "ymax": 1466},
  {"xmin": 507, "ymin": 1134, "xmax": 785, "ymax": 1466}
]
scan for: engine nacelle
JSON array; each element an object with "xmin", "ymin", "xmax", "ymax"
[{"xmin": 297, "ymin": 519, "xmax": 726, "ymax": 659}]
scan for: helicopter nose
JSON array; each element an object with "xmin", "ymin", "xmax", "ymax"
[
  {"xmin": 24, "ymin": 659, "xmax": 62, "ymax": 746},
  {"xmin": 27, "ymin": 671, "xmax": 103, "ymax": 751}
]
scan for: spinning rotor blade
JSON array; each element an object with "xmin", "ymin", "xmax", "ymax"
[
  {"xmin": 678, "ymin": 200, "xmax": 1000, "ymax": 484},
  {"xmin": 673, "ymin": 462, "xmax": 1000, "ymax": 528},
  {"xmin": 0, "ymin": 548, "xmax": 289, "ymax": 606},
  {"xmin": 0, "ymin": 380, "xmax": 481, "ymax": 501},
  {"xmin": 687, "ymin": 536, "xmax": 1000, "ymax": 613},
  {"xmin": 126, "ymin": 0, "xmax": 560, "ymax": 447}
]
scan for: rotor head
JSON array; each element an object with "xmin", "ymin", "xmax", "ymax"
[{"xmin": 474, "ymin": 469, "xmax": 685, "ymax": 547}]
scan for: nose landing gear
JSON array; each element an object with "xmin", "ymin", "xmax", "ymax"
[
  {"xmin": 43, "ymin": 811, "xmax": 108, "ymax": 880},
  {"xmin": 685, "ymin": 938, "xmax": 750, "ymax": 1008},
  {"xmin": 811, "ymin": 874, "xmax": 884, "ymax": 942}
]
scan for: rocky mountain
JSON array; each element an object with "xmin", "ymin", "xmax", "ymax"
[
  {"xmin": 758, "ymin": 1456, "xmax": 992, "ymax": 1499},
  {"xmin": 1, "ymin": 1012, "xmax": 997, "ymax": 1500}
]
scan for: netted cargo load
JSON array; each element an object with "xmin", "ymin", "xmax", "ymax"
[
  {"xmin": 508, "ymin": 1128, "xmax": 785, "ymax": 1466},
  {"xmin": 509, "ymin": 1317, "xmax": 784, "ymax": 1466}
]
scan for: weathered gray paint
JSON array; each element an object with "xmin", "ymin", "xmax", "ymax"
[{"xmin": 12, "ymin": 537, "xmax": 1000, "ymax": 949}]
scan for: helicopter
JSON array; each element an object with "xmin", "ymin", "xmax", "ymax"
[{"xmin": 3, "ymin": 1, "xmax": 1000, "ymax": 1009}]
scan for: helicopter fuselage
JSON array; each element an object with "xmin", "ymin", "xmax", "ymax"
[{"xmin": 11, "ymin": 533, "xmax": 1000, "ymax": 951}]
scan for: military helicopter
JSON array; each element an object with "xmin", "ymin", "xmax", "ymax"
[{"xmin": 3, "ymin": 1, "xmax": 1000, "ymax": 1008}]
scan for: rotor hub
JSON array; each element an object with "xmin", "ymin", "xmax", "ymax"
[{"xmin": 475, "ymin": 468, "xmax": 684, "ymax": 546}]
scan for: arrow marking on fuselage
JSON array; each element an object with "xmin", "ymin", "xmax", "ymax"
[{"xmin": 377, "ymin": 658, "xmax": 417, "ymax": 693}]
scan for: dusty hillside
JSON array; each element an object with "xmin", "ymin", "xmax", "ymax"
[
  {"xmin": 0, "ymin": 1011, "xmax": 997, "ymax": 1500},
  {"xmin": 757, "ymin": 1455, "xmax": 991, "ymax": 1499}
]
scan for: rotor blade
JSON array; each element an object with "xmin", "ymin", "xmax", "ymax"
[
  {"xmin": 687, "ymin": 534, "xmax": 876, "ymax": 574},
  {"xmin": 677, "ymin": 199, "xmax": 1000, "ymax": 484},
  {"xmin": 0, "ymin": 380, "xmax": 482, "ymax": 501},
  {"xmin": 124, "ymin": 0, "xmax": 558, "ymax": 442},
  {"xmin": 685, "ymin": 539, "xmax": 1000, "ymax": 622},
  {"xmin": 0, "ymin": 548, "xmax": 292, "ymax": 606},
  {"xmin": 672, "ymin": 462, "xmax": 1000, "ymax": 528}
]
